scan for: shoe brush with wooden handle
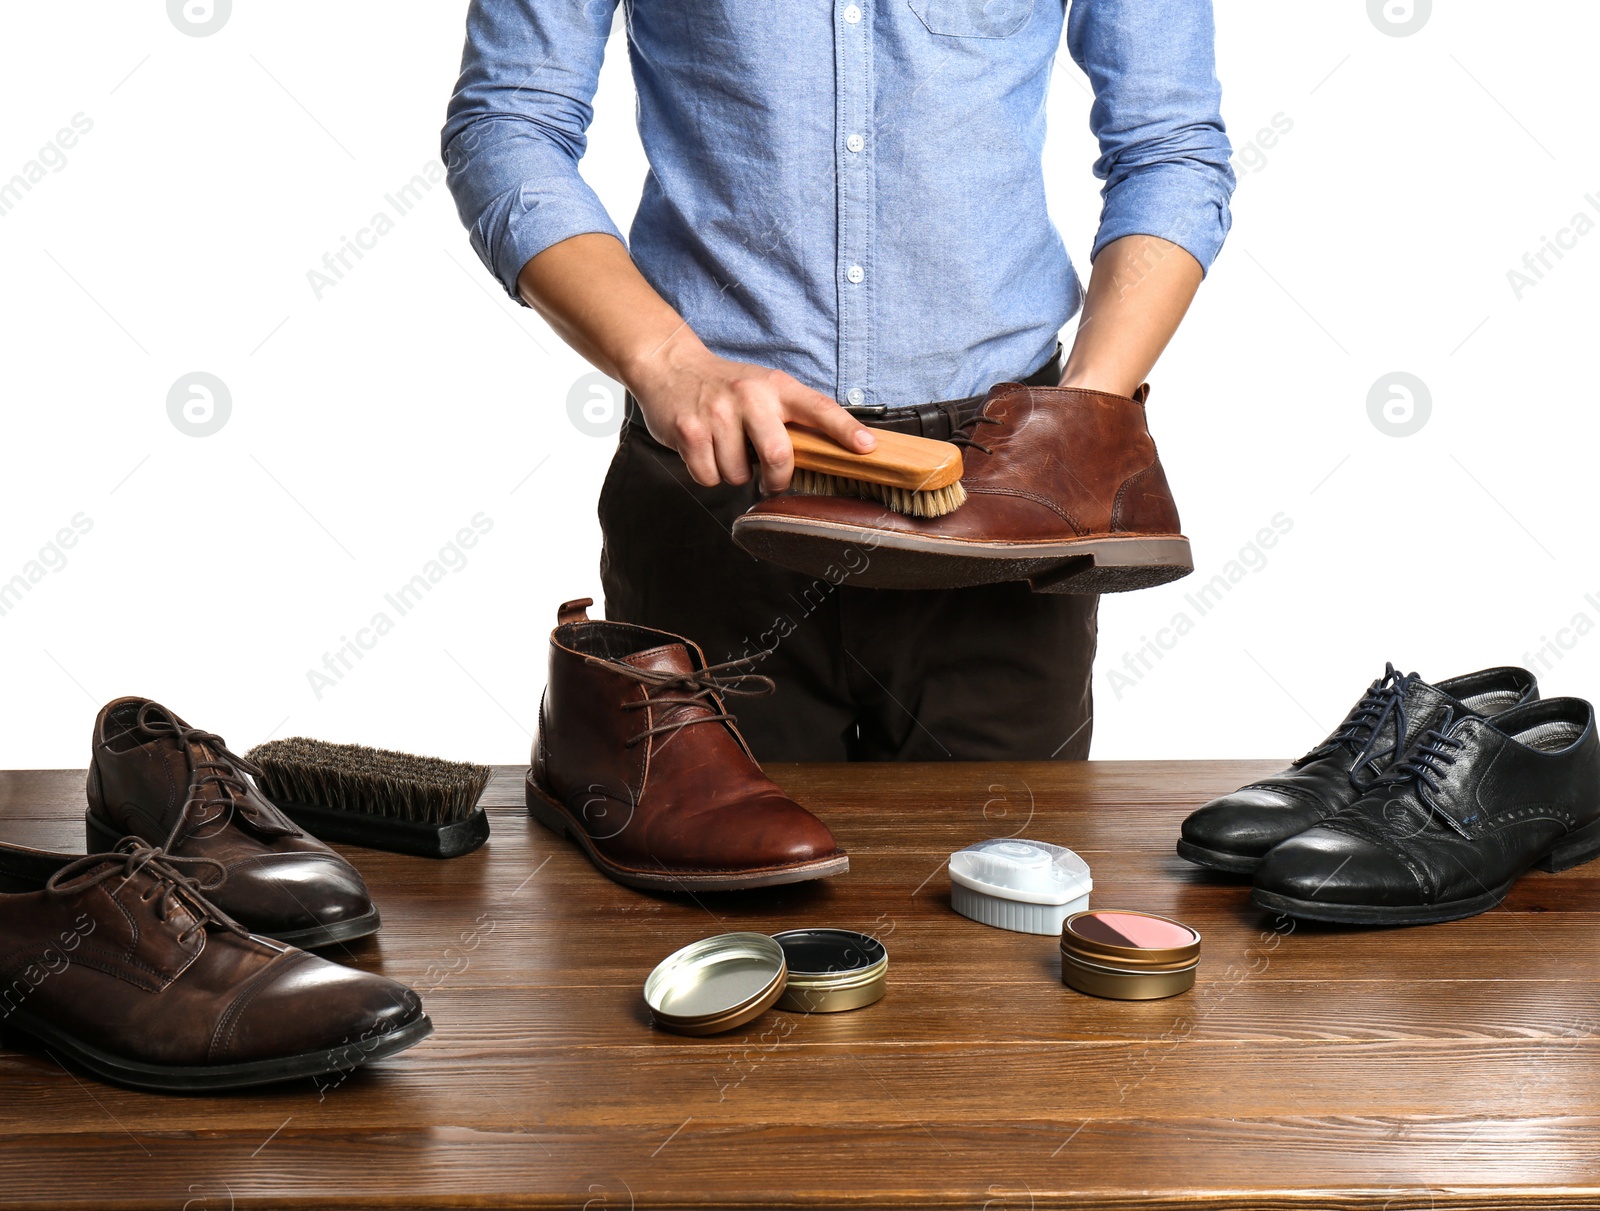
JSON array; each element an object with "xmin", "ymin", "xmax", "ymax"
[{"xmin": 786, "ymin": 425, "xmax": 966, "ymax": 518}]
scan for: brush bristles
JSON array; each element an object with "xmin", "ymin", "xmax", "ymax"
[
  {"xmin": 246, "ymin": 738, "xmax": 493, "ymax": 824},
  {"xmin": 789, "ymin": 468, "xmax": 968, "ymax": 518}
]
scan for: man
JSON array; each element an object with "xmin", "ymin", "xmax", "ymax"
[{"xmin": 443, "ymin": 0, "xmax": 1234, "ymax": 762}]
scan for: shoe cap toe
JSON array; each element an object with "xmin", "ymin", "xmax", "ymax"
[
  {"xmin": 211, "ymin": 855, "xmax": 376, "ymax": 933},
  {"xmin": 1182, "ymin": 787, "xmax": 1313, "ymax": 859},
  {"xmin": 225, "ymin": 955, "xmax": 424, "ymax": 1063},
  {"xmin": 1255, "ymin": 828, "xmax": 1422, "ymax": 906}
]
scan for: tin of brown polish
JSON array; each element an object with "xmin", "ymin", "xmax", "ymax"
[
  {"xmin": 1060, "ymin": 910, "xmax": 1201, "ymax": 1000},
  {"xmin": 770, "ymin": 928, "xmax": 887, "ymax": 1013},
  {"xmin": 644, "ymin": 933, "xmax": 788, "ymax": 1035}
]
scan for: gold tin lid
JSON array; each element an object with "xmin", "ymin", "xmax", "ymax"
[
  {"xmin": 1061, "ymin": 910, "xmax": 1201, "ymax": 967},
  {"xmin": 1062, "ymin": 908, "xmax": 1203, "ymax": 985},
  {"xmin": 771, "ymin": 929, "xmax": 888, "ymax": 1014},
  {"xmin": 644, "ymin": 933, "xmax": 788, "ymax": 1036}
]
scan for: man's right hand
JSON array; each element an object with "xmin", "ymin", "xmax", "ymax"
[
  {"xmin": 627, "ymin": 345, "xmax": 876, "ymax": 495},
  {"xmin": 516, "ymin": 233, "xmax": 873, "ymax": 496}
]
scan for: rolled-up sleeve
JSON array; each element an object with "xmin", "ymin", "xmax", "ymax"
[
  {"xmin": 1065, "ymin": 0, "xmax": 1236, "ymax": 274},
  {"xmin": 442, "ymin": 0, "xmax": 625, "ymax": 302}
]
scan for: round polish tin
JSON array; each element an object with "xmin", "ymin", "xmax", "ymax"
[
  {"xmin": 644, "ymin": 933, "xmax": 788, "ymax": 1036},
  {"xmin": 1060, "ymin": 910, "xmax": 1201, "ymax": 1001},
  {"xmin": 770, "ymin": 928, "xmax": 888, "ymax": 1013}
]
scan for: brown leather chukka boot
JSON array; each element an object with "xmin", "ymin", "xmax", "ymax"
[
  {"xmin": 732, "ymin": 382, "xmax": 1191, "ymax": 594},
  {"xmin": 526, "ymin": 599, "xmax": 848, "ymax": 891}
]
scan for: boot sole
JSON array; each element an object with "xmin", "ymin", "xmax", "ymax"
[
  {"xmin": 1250, "ymin": 817, "xmax": 1600, "ymax": 925},
  {"xmin": 2, "ymin": 1006, "xmax": 432, "ymax": 1093},
  {"xmin": 85, "ymin": 811, "xmax": 382, "ymax": 949},
  {"xmin": 1175, "ymin": 839, "xmax": 1263, "ymax": 875},
  {"xmin": 525, "ymin": 775, "xmax": 849, "ymax": 891},
  {"xmin": 730, "ymin": 513, "xmax": 1191, "ymax": 594}
]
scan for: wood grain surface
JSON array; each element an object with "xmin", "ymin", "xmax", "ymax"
[{"xmin": 3, "ymin": 760, "xmax": 1600, "ymax": 1209}]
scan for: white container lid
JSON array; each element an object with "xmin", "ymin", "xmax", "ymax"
[{"xmin": 948, "ymin": 839, "xmax": 1092, "ymax": 935}]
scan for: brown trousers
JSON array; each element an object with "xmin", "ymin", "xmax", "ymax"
[{"xmin": 598, "ymin": 344, "xmax": 1097, "ymax": 762}]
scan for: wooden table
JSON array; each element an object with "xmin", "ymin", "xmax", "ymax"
[{"xmin": 3, "ymin": 761, "xmax": 1599, "ymax": 1209}]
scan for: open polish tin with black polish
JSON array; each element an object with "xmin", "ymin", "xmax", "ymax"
[
  {"xmin": 1060, "ymin": 910, "xmax": 1201, "ymax": 1000},
  {"xmin": 770, "ymin": 928, "xmax": 888, "ymax": 1013},
  {"xmin": 644, "ymin": 933, "xmax": 788, "ymax": 1036}
]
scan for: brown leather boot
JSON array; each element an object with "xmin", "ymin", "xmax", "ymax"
[
  {"xmin": 526, "ymin": 599, "xmax": 848, "ymax": 890},
  {"xmin": 86, "ymin": 698, "xmax": 380, "ymax": 948},
  {"xmin": 731, "ymin": 382, "xmax": 1192, "ymax": 593},
  {"xmin": 0, "ymin": 838, "xmax": 429, "ymax": 1092}
]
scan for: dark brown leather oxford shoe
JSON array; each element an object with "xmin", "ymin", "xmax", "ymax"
[
  {"xmin": 86, "ymin": 698, "xmax": 380, "ymax": 948},
  {"xmin": 527, "ymin": 599, "xmax": 848, "ymax": 891},
  {"xmin": 0, "ymin": 838, "xmax": 429, "ymax": 1092},
  {"xmin": 731, "ymin": 382, "xmax": 1191, "ymax": 593}
]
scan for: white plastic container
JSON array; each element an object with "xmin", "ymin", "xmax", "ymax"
[{"xmin": 948, "ymin": 839, "xmax": 1092, "ymax": 935}]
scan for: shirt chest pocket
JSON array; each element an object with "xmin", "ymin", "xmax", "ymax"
[{"xmin": 907, "ymin": 0, "xmax": 1033, "ymax": 38}]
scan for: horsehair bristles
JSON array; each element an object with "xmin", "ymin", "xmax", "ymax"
[
  {"xmin": 246, "ymin": 737, "xmax": 492, "ymax": 824},
  {"xmin": 789, "ymin": 468, "xmax": 968, "ymax": 519}
]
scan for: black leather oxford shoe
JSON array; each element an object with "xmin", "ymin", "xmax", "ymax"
[
  {"xmin": 1251, "ymin": 697, "xmax": 1600, "ymax": 925},
  {"xmin": 1178, "ymin": 665, "xmax": 1537, "ymax": 874}
]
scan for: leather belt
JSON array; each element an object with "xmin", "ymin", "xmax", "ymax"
[
  {"xmin": 621, "ymin": 341, "xmax": 1063, "ymax": 443},
  {"xmin": 844, "ymin": 342, "xmax": 1063, "ymax": 440}
]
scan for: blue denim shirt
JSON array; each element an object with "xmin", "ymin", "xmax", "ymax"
[{"xmin": 443, "ymin": 0, "xmax": 1234, "ymax": 410}]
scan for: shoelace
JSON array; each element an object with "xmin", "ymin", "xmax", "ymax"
[
  {"xmin": 130, "ymin": 702, "xmax": 296, "ymax": 844},
  {"xmin": 45, "ymin": 839, "xmax": 249, "ymax": 945},
  {"xmin": 588, "ymin": 652, "xmax": 776, "ymax": 748},
  {"xmin": 1381, "ymin": 709, "xmax": 1466, "ymax": 798},
  {"xmin": 1362, "ymin": 709, "xmax": 1469, "ymax": 837},
  {"xmin": 1320, "ymin": 663, "xmax": 1420, "ymax": 788},
  {"xmin": 948, "ymin": 411, "xmax": 1003, "ymax": 456}
]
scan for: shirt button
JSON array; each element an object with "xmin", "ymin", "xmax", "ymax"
[
  {"xmin": 846, "ymin": 134, "xmax": 865, "ymax": 153},
  {"xmin": 846, "ymin": 264, "xmax": 864, "ymax": 283},
  {"xmin": 843, "ymin": 4, "xmax": 861, "ymax": 23},
  {"xmin": 846, "ymin": 388, "xmax": 865, "ymax": 406}
]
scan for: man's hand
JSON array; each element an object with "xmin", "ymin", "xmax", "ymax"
[
  {"xmin": 517, "ymin": 232, "xmax": 873, "ymax": 493},
  {"xmin": 627, "ymin": 345, "xmax": 875, "ymax": 493}
]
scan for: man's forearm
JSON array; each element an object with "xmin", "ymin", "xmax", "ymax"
[
  {"xmin": 516, "ymin": 232, "xmax": 709, "ymax": 388},
  {"xmin": 1060, "ymin": 234, "xmax": 1204, "ymax": 397}
]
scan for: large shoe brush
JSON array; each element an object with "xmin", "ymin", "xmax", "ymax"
[
  {"xmin": 246, "ymin": 738, "xmax": 493, "ymax": 859},
  {"xmin": 787, "ymin": 425, "xmax": 966, "ymax": 518}
]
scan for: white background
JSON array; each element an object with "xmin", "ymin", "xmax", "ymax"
[{"xmin": 1, "ymin": 0, "xmax": 1595, "ymax": 770}]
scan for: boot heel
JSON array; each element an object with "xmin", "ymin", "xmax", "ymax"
[
  {"xmin": 1535, "ymin": 817, "xmax": 1600, "ymax": 872},
  {"xmin": 85, "ymin": 811, "xmax": 127, "ymax": 852},
  {"xmin": 1028, "ymin": 537, "xmax": 1195, "ymax": 595},
  {"xmin": 524, "ymin": 777, "xmax": 569, "ymax": 839}
]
